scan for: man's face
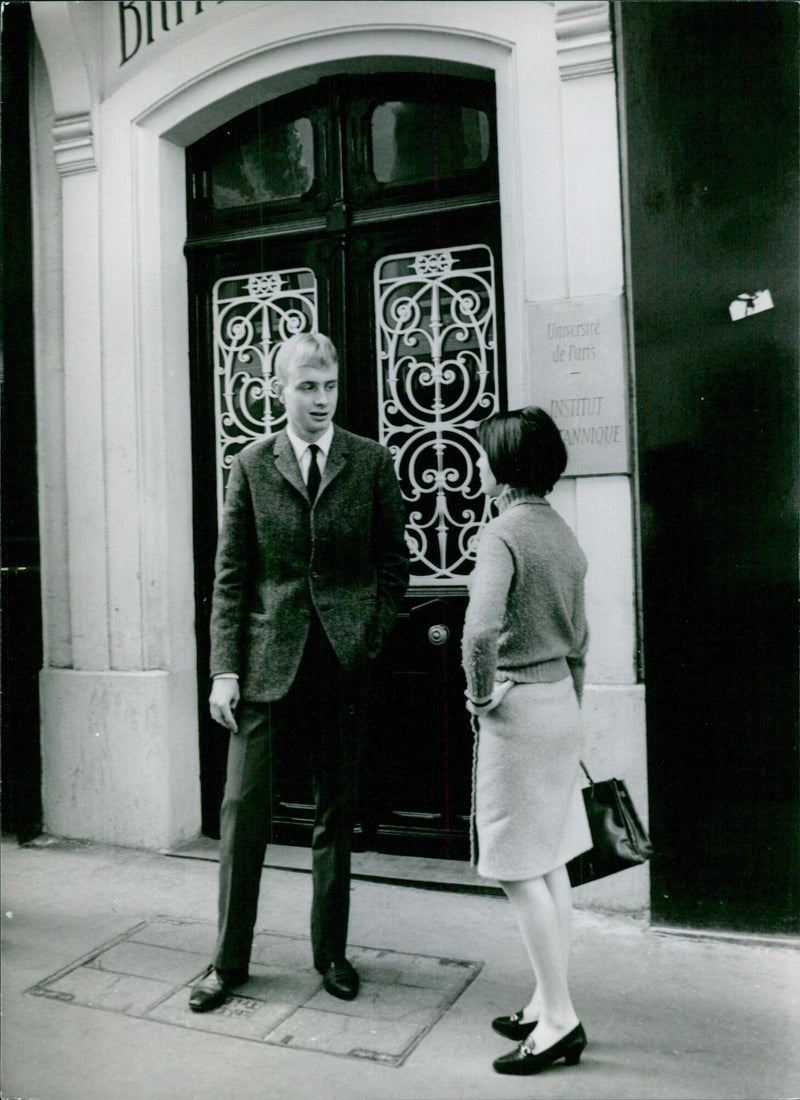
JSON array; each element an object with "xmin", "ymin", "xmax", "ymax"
[{"xmin": 279, "ymin": 356, "xmax": 339, "ymax": 442}]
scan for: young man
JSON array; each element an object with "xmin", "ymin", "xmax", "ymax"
[{"xmin": 189, "ymin": 332, "xmax": 409, "ymax": 1011}]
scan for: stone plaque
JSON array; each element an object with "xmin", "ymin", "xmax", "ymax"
[{"xmin": 527, "ymin": 295, "xmax": 630, "ymax": 476}]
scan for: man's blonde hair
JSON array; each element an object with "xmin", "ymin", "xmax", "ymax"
[{"xmin": 274, "ymin": 332, "xmax": 338, "ymax": 383}]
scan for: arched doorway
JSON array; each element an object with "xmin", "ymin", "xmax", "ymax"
[{"xmin": 186, "ymin": 71, "xmax": 505, "ymax": 857}]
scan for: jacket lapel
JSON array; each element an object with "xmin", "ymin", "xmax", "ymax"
[
  {"xmin": 272, "ymin": 429, "xmax": 307, "ymax": 499},
  {"xmin": 319, "ymin": 427, "xmax": 349, "ymax": 499},
  {"xmin": 272, "ymin": 426, "xmax": 350, "ymax": 502}
]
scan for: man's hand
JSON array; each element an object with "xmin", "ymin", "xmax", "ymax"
[{"xmin": 210, "ymin": 677, "xmax": 240, "ymax": 732}]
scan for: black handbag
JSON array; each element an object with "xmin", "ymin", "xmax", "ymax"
[{"xmin": 567, "ymin": 762, "xmax": 653, "ymax": 886}]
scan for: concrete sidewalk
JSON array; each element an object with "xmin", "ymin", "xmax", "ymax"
[{"xmin": 1, "ymin": 837, "xmax": 798, "ymax": 1100}]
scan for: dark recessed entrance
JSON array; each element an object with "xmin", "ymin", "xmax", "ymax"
[{"xmin": 186, "ymin": 72, "xmax": 504, "ymax": 858}]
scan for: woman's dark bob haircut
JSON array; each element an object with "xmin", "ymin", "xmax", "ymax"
[{"xmin": 478, "ymin": 406, "xmax": 568, "ymax": 495}]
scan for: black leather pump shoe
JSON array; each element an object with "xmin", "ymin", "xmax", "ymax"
[
  {"xmin": 493, "ymin": 1022, "xmax": 587, "ymax": 1075},
  {"xmin": 491, "ymin": 1010, "xmax": 538, "ymax": 1041}
]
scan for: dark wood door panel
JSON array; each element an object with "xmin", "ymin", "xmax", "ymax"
[
  {"xmin": 188, "ymin": 75, "xmax": 503, "ymax": 855},
  {"xmin": 368, "ymin": 596, "xmax": 472, "ymax": 857},
  {"xmin": 189, "ymin": 237, "xmax": 336, "ymax": 837}
]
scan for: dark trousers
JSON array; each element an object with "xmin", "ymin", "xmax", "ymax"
[{"xmin": 214, "ymin": 617, "xmax": 362, "ymax": 973}]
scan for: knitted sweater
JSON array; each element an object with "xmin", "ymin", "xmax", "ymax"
[{"xmin": 461, "ymin": 488, "xmax": 589, "ymax": 704}]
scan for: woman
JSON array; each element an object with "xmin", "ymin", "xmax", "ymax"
[{"xmin": 462, "ymin": 406, "xmax": 592, "ymax": 1076}]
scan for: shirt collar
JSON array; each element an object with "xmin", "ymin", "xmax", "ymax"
[{"xmin": 285, "ymin": 422, "xmax": 334, "ymax": 461}]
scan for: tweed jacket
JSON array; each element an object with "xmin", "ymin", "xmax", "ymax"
[{"xmin": 209, "ymin": 425, "xmax": 409, "ymax": 701}]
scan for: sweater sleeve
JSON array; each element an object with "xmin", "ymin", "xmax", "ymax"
[
  {"xmin": 461, "ymin": 530, "xmax": 514, "ymax": 702},
  {"xmin": 566, "ymin": 577, "xmax": 589, "ymax": 704}
]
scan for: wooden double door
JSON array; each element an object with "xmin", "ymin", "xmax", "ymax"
[{"xmin": 187, "ymin": 74, "xmax": 505, "ymax": 856}]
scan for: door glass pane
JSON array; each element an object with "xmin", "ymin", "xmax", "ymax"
[
  {"xmin": 375, "ymin": 244, "xmax": 500, "ymax": 585},
  {"xmin": 212, "ymin": 268, "xmax": 318, "ymax": 512},
  {"xmin": 372, "ymin": 103, "xmax": 490, "ymax": 185},
  {"xmin": 211, "ymin": 118, "xmax": 314, "ymax": 209}
]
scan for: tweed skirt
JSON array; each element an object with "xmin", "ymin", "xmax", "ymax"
[{"xmin": 471, "ymin": 677, "xmax": 592, "ymax": 881}]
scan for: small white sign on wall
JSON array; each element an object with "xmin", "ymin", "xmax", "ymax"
[{"xmin": 526, "ymin": 295, "xmax": 630, "ymax": 477}]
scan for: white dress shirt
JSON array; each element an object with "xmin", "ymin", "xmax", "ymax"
[{"xmin": 286, "ymin": 422, "xmax": 334, "ymax": 485}]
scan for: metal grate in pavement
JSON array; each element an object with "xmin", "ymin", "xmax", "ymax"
[{"xmin": 26, "ymin": 917, "xmax": 482, "ymax": 1067}]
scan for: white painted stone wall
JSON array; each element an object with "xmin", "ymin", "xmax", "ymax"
[{"xmin": 30, "ymin": 1, "xmax": 647, "ymax": 911}]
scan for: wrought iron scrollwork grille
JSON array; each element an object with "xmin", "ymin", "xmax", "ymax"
[
  {"xmin": 212, "ymin": 268, "xmax": 318, "ymax": 511},
  {"xmin": 375, "ymin": 244, "xmax": 500, "ymax": 585}
]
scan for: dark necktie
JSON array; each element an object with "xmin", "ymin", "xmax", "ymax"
[{"xmin": 307, "ymin": 443, "xmax": 321, "ymax": 502}]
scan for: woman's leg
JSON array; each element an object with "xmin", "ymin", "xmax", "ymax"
[
  {"xmin": 501, "ymin": 872, "xmax": 580, "ymax": 1052},
  {"xmin": 544, "ymin": 863, "xmax": 575, "ymax": 966},
  {"xmin": 511, "ymin": 863, "xmax": 575, "ymax": 1023}
]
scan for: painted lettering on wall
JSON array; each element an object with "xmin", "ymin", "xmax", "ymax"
[{"xmin": 119, "ymin": 1, "xmax": 226, "ymax": 66}]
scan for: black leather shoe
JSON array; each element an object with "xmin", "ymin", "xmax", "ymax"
[
  {"xmin": 188, "ymin": 966, "xmax": 249, "ymax": 1013},
  {"xmin": 492, "ymin": 1010, "xmax": 538, "ymax": 1041},
  {"xmin": 321, "ymin": 959, "xmax": 359, "ymax": 1001},
  {"xmin": 493, "ymin": 1023, "xmax": 587, "ymax": 1075}
]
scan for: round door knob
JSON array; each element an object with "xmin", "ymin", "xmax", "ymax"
[{"xmin": 428, "ymin": 624, "xmax": 450, "ymax": 646}]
